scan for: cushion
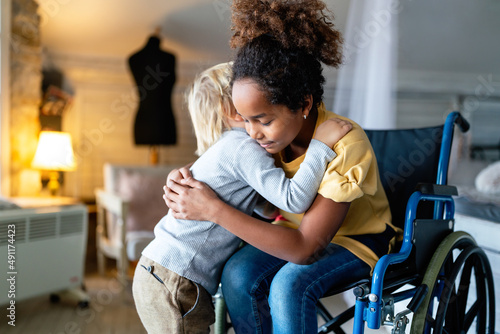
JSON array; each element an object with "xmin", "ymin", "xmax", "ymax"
[
  {"xmin": 117, "ymin": 169, "xmax": 169, "ymax": 232},
  {"xmin": 475, "ymin": 160, "xmax": 500, "ymax": 196},
  {"xmin": 449, "ymin": 158, "xmax": 490, "ymax": 188}
]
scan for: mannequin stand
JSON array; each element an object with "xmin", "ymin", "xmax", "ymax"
[{"xmin": 149, "ymin": 146, "xmax": 159, "ymax": 165}]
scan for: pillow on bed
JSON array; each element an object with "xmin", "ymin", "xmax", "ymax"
[{"xmin": 475, "ymin": 160, "xmax": 500, "ymax": 196}]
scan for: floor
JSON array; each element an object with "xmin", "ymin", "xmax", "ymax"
[{"xmin": 0, "ymin": 271, "xmax": 146, "ymax": 334}]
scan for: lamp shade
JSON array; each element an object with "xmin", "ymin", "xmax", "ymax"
[{"xmin": 32, "ymin": 131, "xmax": 77, "ymax": 171}]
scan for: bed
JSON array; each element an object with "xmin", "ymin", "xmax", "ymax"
[{"xmin": 448, "ymin": 158, "xmax": 500, "ymax": 332}]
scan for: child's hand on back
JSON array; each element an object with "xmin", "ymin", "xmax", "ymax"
[{"xmin": 314, "ymin": 118, "xmax": 353, "ymax": 148}]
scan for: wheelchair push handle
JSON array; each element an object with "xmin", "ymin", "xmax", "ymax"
[
  {"xmin": 437, "ymin": 111, "xmax": 470, "ymax": 186},
  {"xmin": 454, "ymin": 112, "xmax": 470, "ymax": 133}
]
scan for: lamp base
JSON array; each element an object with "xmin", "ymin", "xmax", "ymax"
[{"xmin": 47, "ymin": 171, "xmax": 61, "ymax": 196}]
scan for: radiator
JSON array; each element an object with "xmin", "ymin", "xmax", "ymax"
[{"xmin": 0, "ymin": 205, "xmax": 88, "ymax": 305}]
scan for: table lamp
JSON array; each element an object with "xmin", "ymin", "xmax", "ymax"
[{"xmin": 32, "ymin": 131, "xmax": 77, "ymax": 196}]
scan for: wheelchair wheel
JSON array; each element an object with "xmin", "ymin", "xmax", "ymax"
[{"xmin": 411, "ymin": 231, "xmax": 495, "ymax": 333}]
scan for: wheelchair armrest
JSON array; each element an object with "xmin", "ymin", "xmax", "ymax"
[
  {"xmin": 370, "ymin": 191, "xmax": 455, "ymax": 301},
  {"xmin": 416, "ymin": 183, "xmax": 458, "ymax": 196}
]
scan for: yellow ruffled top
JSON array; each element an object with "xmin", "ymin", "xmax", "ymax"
[{"xmin": 273, "ymin": 104, "xmax": 401, "ymax": 272}]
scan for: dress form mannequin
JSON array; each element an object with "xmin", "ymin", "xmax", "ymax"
[{"xmin": 128, "ymin": 29, "xmax": 177, "ymax": 164}]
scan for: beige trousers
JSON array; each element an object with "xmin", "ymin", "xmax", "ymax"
[{"xmin": 132, "ymin": 256, "xmax": 215, "ymax": 333}]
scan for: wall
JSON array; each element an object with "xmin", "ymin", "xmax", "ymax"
[
  {"xmin": 0, "ymin": 0, "xmax": 12, "ymax": 196},
  {"xmin": 37, "ymin": 33, "xmax": 500, "ymax": 201},
  {"xmin": 50, "ymin": 50, "xmax": 500, "ymax": 200},
  {"xmin": 323, "ymin": 70, "xmax": 499, "ymax": 128},
  {"xmin": 9, "ymin": 0, "xmax": 42, "ymax": 196}
]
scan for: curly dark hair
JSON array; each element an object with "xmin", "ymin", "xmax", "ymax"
[{"xmin": 230, "ymin": 0, "xmax": 343, "ymax": 111}]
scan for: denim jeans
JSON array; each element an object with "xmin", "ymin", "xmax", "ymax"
[{"xmin": 220, "ymin": 243, "xmax": 371, "ymax": 334}]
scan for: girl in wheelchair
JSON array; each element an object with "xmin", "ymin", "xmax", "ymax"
[
  {"xmin": 133, "ymin": 62, "xmax": 351, "ymax": 333},
  {"xmin": 165, "ymin": 1, "xmax": 402, "ymax": 333}
]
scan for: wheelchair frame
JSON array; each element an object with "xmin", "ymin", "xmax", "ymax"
[{"xmin": 215, "ymin": 112, "xmax": 496, "ymax": 334}]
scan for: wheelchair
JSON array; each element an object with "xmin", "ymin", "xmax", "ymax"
[{"xmin": 213, "ymin": 111, "xmax": 496, "ymax": 334}]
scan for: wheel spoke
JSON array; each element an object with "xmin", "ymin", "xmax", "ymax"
[
  {"xmin": 456, "ymin": 258, "xmax": 473, "ymax": 317},
  {"xmin": 424, "ymin": 315, "xmax": 435, "ymax": 334},
  {"xmin": 473, "ymin": 259, "xmax": 488, "ymax": 334},
  {"xmin": 435, "ymin": 246, "xmax": 480, "ymax": 333},
  {"xmin": 463, "ymin": 298, "xmax": 484, "ymax": 331},
  {"xmin": 443, "ymin": 285, "xmax": 460, "ymax": 333}
]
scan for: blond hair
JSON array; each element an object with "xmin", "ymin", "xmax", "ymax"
[{"xmin": 187, "ymin": 62, "xmax": 233, "ymax": 156}]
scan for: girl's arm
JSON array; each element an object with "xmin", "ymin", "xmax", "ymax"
[{"xmin": 166, "ymin": 177, "xmax": 349, "ymax": 264}]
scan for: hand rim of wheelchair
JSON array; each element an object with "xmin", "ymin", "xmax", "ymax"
[{"xmin": 410, "ymin": 231, "xmax": 496, "ymax": 334}]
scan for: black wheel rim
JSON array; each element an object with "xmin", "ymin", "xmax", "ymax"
[{"xmin": 427, "ymin": 245, "xmax": 495, "ymax": 334}]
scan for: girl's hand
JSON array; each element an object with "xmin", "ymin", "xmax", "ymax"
[
  {"xmin": 314, "ymin": 118, "xmax": 352, "ymax": 148},
  {"xmin": 163, "ymin": 163, "xmax": 194, "ymax": 208},
  {"xmin": 163, "ymin": 177, "xmax": 219, "ymax": 221}
]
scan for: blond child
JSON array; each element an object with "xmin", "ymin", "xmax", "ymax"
[{"xmin": 132, "ymin": 62, "xmax": 351, "ymax": 333}]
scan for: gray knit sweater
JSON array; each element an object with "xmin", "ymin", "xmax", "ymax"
[{"xmin": 142, "ymin": 127, "xmax": 335, "ymax": 295}]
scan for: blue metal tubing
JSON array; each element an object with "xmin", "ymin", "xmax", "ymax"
[
  {"xmin": 365, "ymin": 191, "xmax": 455, "ymax": 329},
  {"xmin": 436, "ymin": 111, "xmax": 461, "ymax": 186},
  {"xmin": 434, "ymin": 111, "xmax": 461, "ymax": 218},
  {"xmin": 353, "ymin": 299, "xmax": 368, "ymax": 334},
  {"xmin": 353, "ymin": 288, "xmax": 417, "ymax": 334}
]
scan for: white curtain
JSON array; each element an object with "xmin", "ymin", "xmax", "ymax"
[{"xmin": 333, "ymin": 0, "xmax": 399, "ymax": 129}]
